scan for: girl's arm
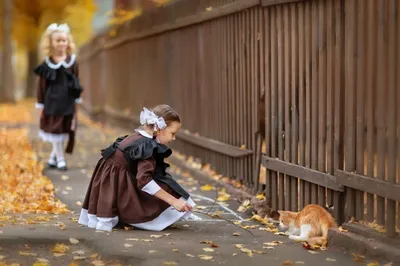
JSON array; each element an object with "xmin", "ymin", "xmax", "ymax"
[
  {"xmin": 35, "ymin": 76, "xmax": 46, "ymax": 109},
  {"xmin": 137, "ymin": 158, "xmax": 192, "ymax": 212}
]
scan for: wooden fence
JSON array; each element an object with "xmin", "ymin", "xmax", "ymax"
[{"xmin": 78, "ymin": 0, "xmax": 400, "ymax": 237}]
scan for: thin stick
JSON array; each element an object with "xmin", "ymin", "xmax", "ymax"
[{"xmin": 192, "ymin": 210, "xmax": 256, "ymax": 237}]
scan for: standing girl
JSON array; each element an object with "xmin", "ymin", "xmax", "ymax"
[
  {"xmin": 78, "ymin": 105, "xmax": 199, "ymax": 232},
  {"xmin": 34, "ymin": 23, "xmax": 83, "ymax": 170}
]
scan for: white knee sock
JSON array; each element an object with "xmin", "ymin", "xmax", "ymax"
[
  {"xmin": 48, "ymin": 142, "xmax": 57, "ymax": 164},
  {"xmin": 55, "ymin": 142, "xmax": 66, "ymax": 167}
]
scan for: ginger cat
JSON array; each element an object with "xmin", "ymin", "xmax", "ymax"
[{"xmin": 278, "ymin": 204, "xmax": 337, "ymax": 247}]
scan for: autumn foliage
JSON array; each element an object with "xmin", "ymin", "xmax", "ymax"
[{"xmin": 0, "ymin": 102, "xmax": 69, "ymax": 215}]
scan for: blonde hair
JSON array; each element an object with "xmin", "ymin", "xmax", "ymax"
[{"xmin": 39, "ymin": 29, "xmax": 76, "ymax": 59}]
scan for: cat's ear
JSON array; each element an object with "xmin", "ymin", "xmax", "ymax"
[{"xmin": 277, "ymin": 210, "xmax": 284, "ymax": 215}]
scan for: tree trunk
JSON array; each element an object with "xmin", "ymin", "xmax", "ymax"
[
  {"xmin": 0, "ymin": 0, "xmax": 15, "ymax": 103},
  {"xmin": 25, "ymin": 50, "xmax": 38, "ymax": 98}
]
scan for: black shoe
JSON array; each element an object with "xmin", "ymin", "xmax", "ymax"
[
  {"xmin": 48, "ymin": 156, "xmax": 57, "ymax": 168},
  {"xmin": 48, "ymin": 162, "xmax": 57, "ymax": 168}
]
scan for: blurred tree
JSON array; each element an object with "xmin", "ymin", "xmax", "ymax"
[
  {"xmin": 0, "ymin": 0, "xmax": 14, "ymax": 103},
  {"xmin": 0, "ymin": 0, "xmax": 96, "ymax": 98}
]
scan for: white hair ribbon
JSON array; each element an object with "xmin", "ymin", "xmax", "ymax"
[
  {"xmin": 47, "ymin": 23, "xmax": 70, "ymax": 34},
  {"xmin": 140, "ymin": 107, "xmax": 167, "ymax": 130}
]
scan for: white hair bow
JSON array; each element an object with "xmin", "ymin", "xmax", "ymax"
[
  {"xmin": 140, "ymin": 107, "xmax": 167, "ymax": 130},
  {"xmin": 47, "ymin": 23, "xmax": 70, "ymax": 34}
]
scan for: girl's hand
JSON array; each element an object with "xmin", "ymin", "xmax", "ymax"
[{"xmin": 172, "ymin": 199, "xmax": 192, "ymax": 212}]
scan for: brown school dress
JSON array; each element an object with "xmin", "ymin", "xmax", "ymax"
[
  {"xmin": 80, "ymin": 132, "xmax": 190, "ymax": 226},
  {"xmin": 34, "ymin": 54, "xmax": 83, "ymax": 153}
]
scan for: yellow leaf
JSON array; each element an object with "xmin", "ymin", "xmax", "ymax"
[
  {"xmin": 366, "ymin": 262, "xmax": 379, "ymax": 266},
  {"xmin": 51, "ymin": 243, "xmax": 69, "ymax": 254},
  {"xmin": 92, "ymin": 261, "xmax": 105, "ymax": 266},
  {"xmin": 217, "ymin": 192, "xmax": 230, "ymax": 202},
  {"xmin": 232, "ymin": 232, "xmax": 241, "ymax": 236},
  {"xmin": 352, "ymin": 253, "xmax": 365, "ymax": 263},
  {"xmin": 163, "ymin": 262, "xmax": 177, "ymax": 266},
  {"xmin": 256, "ymin": 193, "xmax": 266, "ymax": 200},
  {"xmin": 33, "ymin": 261, "xmax": 49, "ymax": 266},
  {"xmin": 18, "ymin": 251, "xmax": 37, "ymax": 256},
  {"xmin": 172, "ymin": 249, "xmax": 179, "ymax": 252},
  {"xmin": 198, "ymin": 255, "xmax": 213, "ymax": 260},
  {"xmin": 202, "ymin": 248, "xmax": 214, "ymax": 252},
  {"xmin": 69, "ymin": 238, "xmax": 79, "ymax": 244},
  {"xmin": 200, "ymin": 184, "xmax": 215, "ymax": 191}
]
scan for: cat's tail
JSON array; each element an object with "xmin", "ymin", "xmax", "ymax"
[{"xmin": 307, "ymin": 224, "xmax": 329, "ymax": 247}]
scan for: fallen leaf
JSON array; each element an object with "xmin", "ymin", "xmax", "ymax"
[
  {"xmin": 256, "ymin": 193, "xmax": 266, "ymax": 200},
  {"xmin": 240, "ymin": 248, "xmax": 253, "ymax": 257},
  {"xmin": 263, "ymin": 246, "xmax": 274, "ymax": 250},
  {"xmin": 275, "ymin": 232, "xmax": 287, "ymax": 236},
  {"xmin": 124, "ymin": 243, "xmax": 133, "ymax": 248},
  {"xmin": 205, "ymin": 6, "xmax": 212, "ymax": 11},
  {"xmin": 90, "ymin": 253, "xmax": 99, "ymax": 258},
  {"xmin": 33, "ymin": 262, "xmax": 49, "ymax": 266},
  {"xmin": 295, "ymin": 262, "xmax": 305, "ymax": 265},
  {"xmin": 66, "ymin": 186, "xmax": 73, "ymax": 191},
  {"xmin": 172, "ymin": 249, "xmax": 179, "ymax": 252},
  {"xmin": 352, "ymin": 253, "xmax": 365, "ymax": 263},
  {"xmin": 203, "ymin": 248, "xmax": 214, "ymax": 252},
  {"xmin": 51, "ymin": 243, "xmax": 70, "ymax": 254},
  {"xmin": 250, "ymin": 214, "xmax": 269, "ymax": 225},
  {"xmin": 200, "ymin": 184, "xmax": 215, "ymax": 191},
  {"xmin": 61, "ymin": 175, "xmax": 70, "ymax": 181},
  {"xmin": 163, "ymin": 233, "xmax": 171, "ymax": 236},
  {"xmin": 73, "ymin": 256, "xmax": 86, "ymax": 260},
  {"xmin": 326, "ymin": 258, "xmax": 336, "ymax": 262},
  {"xmin": 68, "ymin": 263, "xmax": 79, "ymax": 266},
  {"xmin": 149, "ymin": 250, "xmax": 157, "ymax": 254},
  {"xmin": 217, "ymin": 191, "xmax": 231, "ymax": 202},
  {"xmin": 141, "ymin": 239, "xmax": 153, "ymax": 242},
  {"xmin": 282, "ymin": 260, "xmax": 294, "ymax": 265},
  {"xmin": 92, "ymin": 260, "xmax": 105, "ymax": 266},
  {"xmin": 72, "ymin": 250, "xmax": 85, "ymax": 255},
  {"xmin": 186, "ymin": 254, "xmax": 195, "ymax": 257},
  {"xmin": 163, "ymin": 262, "xmax": 177, "ymax": 266},
  {"xmin": 182, "ymin": 224, "xmax": 190, "ymax": 228},
  {"xmin": 308, "ymin": 250, "xmax": 318, "ymax": 254},
  {"xmin": 126, "ymin": 238, "xmax": 139, "ymax": 241},
  {"xmin": 366, "ymin": 262, "xmax": 379, "ymax": 266},
  {"xmin": 150, "ymin": 234, "xmax": 163, "ymax": 238},
  {"xmin": 76, "ymin": 201, "xmax": 82, "ymax": 206},
  {"xmin": 69, "ymin": 238, "xmax": 79, "ymax": 244},
  {"xmin": 19, "ymin": 251, "xmax": 37, "ymax": 256},
  {"xmin": 232, "ymin": 253, "xmax": 237, "ymax": 256},
  {"xmin": 233, "ymin": 232, "xmax": 241, "ymax": 236},
  {"xmin": 198, "ymin": 255, "xmax": 213, "ymax": 260},
  {"xmin": 234, "ymin": 244, "xmax": 244, "ymax": 249},
  {"xmin": 263, "ymin": 241, "xmax": 282, "ymax": 246},
  {"xmin": 338, "ymin": 226, "xmax": 348, "ymax": 233}
]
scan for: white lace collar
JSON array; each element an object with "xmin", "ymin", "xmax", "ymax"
[
  {"xmin": 135, "ymin": 129, "xmax": 160, "ymax": 143},
  {"xmin": 45, "ymin": 54, "xmax": 76, "ymax": 69}
]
